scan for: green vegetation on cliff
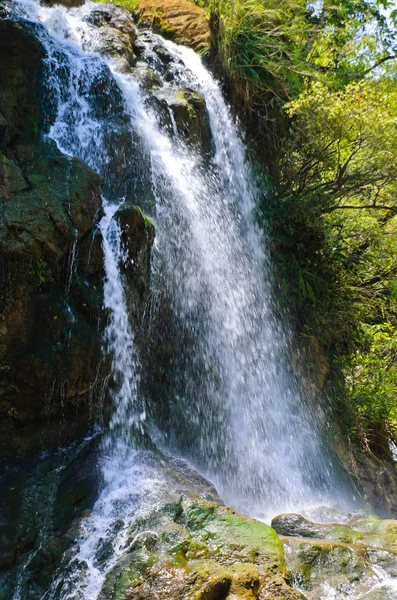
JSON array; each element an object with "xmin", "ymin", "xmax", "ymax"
[{"xmin": 202, "ymin": 0, "xmax": 397, "ymax": 455}]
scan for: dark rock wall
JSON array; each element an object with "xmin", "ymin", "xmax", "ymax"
[{"xmin": 0, "ymin": 18, "xmax": 154, "ymax": 457}]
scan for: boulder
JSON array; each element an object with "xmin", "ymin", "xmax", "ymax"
[
  {"xmin": 152, "ymin": 87, "xmax": 213, "ymax": 153},
  {"xmin": 84, "ymin": 5, "xmax": 138, "ymax": 71},
  {"xmin": 99, "ymin": 480, "xmax": 304, "ymax": 600},
  {"xmin": 134, "ymin": 0, "xmax": 212, "ymax": 53},
  {"xmin": 115, "ymin": 202, "xmax": 155, "ymax": 323},
  {"xmin": 272, "ymin": 512, "xmax": 397, "ymax": 554},
  {"xmin": 275, "ymin": 512, "xmax": 397, "ymax": 599}
]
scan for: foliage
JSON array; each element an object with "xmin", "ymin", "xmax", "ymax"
[
  {"xmin": 339, "ymin": 322, "xmax": 397, "ymax": 453},
  {"xmin": 206, "ymin": 0, "xmax": 397, "ymax": 100},
  {"xmin": 283, "ymin": 79, "xmax": 397, "ymax": 213},
  {"xmin": 207, "ymin": 0, "xmax": 306, "ymax": 100},
  {"xmin": 202, "ymin": 0, "xmax": 397, "ymax": 453},
  {"xmin": 277, "ymin": 76, "xmax": 397, "ymax": 452},
  {"xmin": 36, "ymin": 258, "xmax": 48, "ymax": 284}
]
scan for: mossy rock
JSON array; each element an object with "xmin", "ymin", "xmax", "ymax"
[
  {"xmin": 100, "ymin": 497, "xmax": 303, "ymax": 600},
  {"xmin": 282, "ymin": 536, "xmax": 373, "ymax": 596},
  {"xmin": 276, "ymin": 512, "xmax": 397, "ymax": 599},
  {"xmin": 153, "ymin": 87, "xmax": 213, "ymax": 153},
  {"xmin": 272, "ymin": 513, "xmax": 397, "ymax": 554}
]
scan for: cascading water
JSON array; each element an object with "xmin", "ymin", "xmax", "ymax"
[
  {"xmin": 136, "ymin": 38, "xmax": 344, "ymax": 514},
  {"xmin": 3, "ymin": 0, "xmax": 368, "ymax": 597}
]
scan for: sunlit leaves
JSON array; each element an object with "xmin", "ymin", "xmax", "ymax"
[{"xmin": 282, "ymin": 77, "xmax": 397, "ymax": 450}]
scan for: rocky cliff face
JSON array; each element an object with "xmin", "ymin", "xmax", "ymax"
[{"xmin": 0, "ymin": 15, "xmax": 154, "ymax": 457}]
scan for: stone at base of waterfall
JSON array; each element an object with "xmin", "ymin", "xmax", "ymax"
[
  {"xmin": 272, "ymin": 512, "xmax": 397, "ymax": 599},
  {"xmin": 357, "ymin": 587, "xmax": 397, "ymax": 599},
  {"xmin": 99, "ymin": 496, "xmax": 305, "ymax": 600}
]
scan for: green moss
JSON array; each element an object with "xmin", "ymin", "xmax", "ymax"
[
  {"xmin": 174, "ymin": 90, "xmax": 204, "ymax": 115},
  {"xmin": 100, "ymin": 498, "xmax": 298, "ymax": 599},
  {"xmin": 183, "ymin": 501, "xmax": 217, "ymax": 530},
  {"xmin": 181, "ymin": 502, "xmax": 285, "ymax": 572},
  {"xmin": 111, "ymin": 551, "xmax": 158, "ymax": 599},
  {"xmin": 36, "ymin": 258, "xmax": 48, "ymax": 284},
  {"xmin": 27, "ymin": 115, "xmax": 39, "ymax": 138},
  {"xmin": 134, "ymin": 205, "xmax": 155, "ymax": 229},
  {"xmin": 186, "ymin": 540, "xmax": 210, "ymax": 560},
  {"xmin": 157, "ymin": 18, "xmax": 178, "ymax": 39},
  {"xmin": 92, "ymin": 0, "xmax": 139, "ymax": 10}
]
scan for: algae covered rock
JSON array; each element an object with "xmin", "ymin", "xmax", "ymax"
[
  {"xmin": 272, "ymin": 512, "xmax": 397, "ymax": 554},
  {"xmin": 275, "ymin": 512, "xmax": 397, "ymax": 599},
  {"xmin": 99, "ymin": 494, "xmax": 304, "ymax": 600},
  {"xmin": 282, "ymin": 537, "xmax": 375, "ymax": 598},
  {"xmin": 152, "ymin": 86, "xmax": 213, "ymax": 153},
  {"xmin": 168, "ymin": 88, "xmax": 212, "ymax": 152}
]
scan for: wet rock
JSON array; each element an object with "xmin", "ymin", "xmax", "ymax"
[
  {"xmin": 0, "ymin": 20, "xmax": 44, "ymax": 144},
  {"xmin": 169, "ymin": 88, "xmax": 211, "ymax": 148},
  {"xmin": 133, "ymin": 63, "xmax": 163, "ymax": 92},
  {"xmin": 85, "ymin": 5, "xmax": 138, "ymax": 71},
  {"xmin": 0, "ymin": 112, "xmax": 8, "ymax": 146},
  {"xmin": 153, "ymin": 43, "xmax": 174, "ymax": 65},
  {"xmin": 0, "ymin": 437, "xmax": 102, "ymax": 598},
  {"xmin": 153, "ymin": 87, "xmax": 213, "ymax": 153},
  {"xmin": 357, "ymin": 587, "xmax": 397, "ymax": 599},
  {"xmin": 115, "ymin": 202, "xmax": 155, "ymax": 322},
  {"xmin": 134, "ymin": 0, "xmax": 212, "ymax": 54},
  {"xmin": 0, "ymin": 154, "xmax": 28, "ymax": 196},
  {"xmin": 272, "ymin": 514, "xmax": 322, "ymax": 539},
  {"xmin": 0, "ymin": 147, "xmax": 102, "ymax": 260},
  {"xmin": 276, "ymin": 512, "xmax": 397, "ymax": 599},
  {"xmin": 282, "ymin": 537, "xmax": 374, "ymax": 598},
  {"xmin": 97, "ymin": 461, "xmax": 303, "ymax": 600},
  {"xmin": 272, "ymin": 512, "xmax": 397, "ymax": 553},
  {"xmin": 335, "ymin": 437, "xmax": 397, "ymax": 518},
  {"xmin": 41, "ymin": 0, "xmax": 84, "ymax": 7},
  {"xmin": 0, "ymin": 19, "xmax": 154, "ymax": 457}
]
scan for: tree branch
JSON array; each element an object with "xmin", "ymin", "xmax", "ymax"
[
  {"xmin": 326, "ymin": 204, "xmax": 397, "ymax": 213},
  {"xmin": 305, "ymin": 54, "xmax": 397, "ymax": 78}
]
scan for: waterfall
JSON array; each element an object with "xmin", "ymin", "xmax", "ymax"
[{"xmin": 6, "ymin": 0, "xmax": 354, "ymax": 596}]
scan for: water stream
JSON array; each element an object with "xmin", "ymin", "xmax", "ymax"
[{"xmin": 2, "ymin": 0, "xmax": 380, "ymax": 597}]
